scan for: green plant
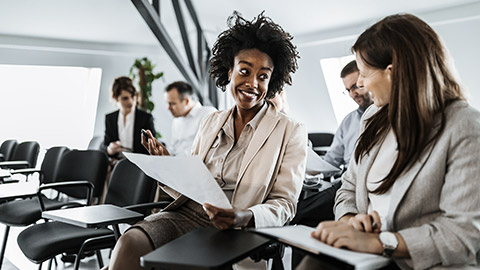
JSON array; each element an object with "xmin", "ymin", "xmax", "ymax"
[{"xmin": 129, "ymin": 57, "xmax": 164, "ymax": 138}]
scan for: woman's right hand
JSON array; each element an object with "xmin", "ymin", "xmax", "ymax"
[
  {"xmin": 343, "ymin": 211, "xmax": 381, "ymax": 233},
  {"xmin": 107, "ymin": 141, "xmax": 123, "ymax": 155},
  {"xmin": 141, "ymin": 129, "xmax": 170, "ymax": 156}
]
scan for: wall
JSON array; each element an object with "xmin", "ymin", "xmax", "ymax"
[
  {"xmin": 287, "ymin": 1, "xmax": 480, "ymax": 134},
  {"xmin": 0, "ymin": 34, "xmax": 185, "ymax": 148}
]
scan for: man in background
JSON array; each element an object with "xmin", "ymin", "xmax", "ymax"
[
  {"xmin": 165, "ymin": 81, "xmax": 216, "ymax": 156},
  {"xmin": 323, "ymin": 60, "xmax": 373, "ymax": 169}
]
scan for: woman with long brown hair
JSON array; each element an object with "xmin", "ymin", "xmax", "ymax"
[{"xmin": 307, "ymin": 14, "xmax": 480, "ymax": 269}]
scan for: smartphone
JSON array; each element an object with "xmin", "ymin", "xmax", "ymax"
[{"xmin": 141, "ymin": 129, "xmax": 149, "ymax": 140}]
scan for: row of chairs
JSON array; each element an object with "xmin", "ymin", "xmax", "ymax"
[
  {"xmin": 0, "ymin": 139, "xmax": 169, "ymax": 269},
  {"xmin": 0, "ymin": 140, "xmax": 40, "ymax": 171}
]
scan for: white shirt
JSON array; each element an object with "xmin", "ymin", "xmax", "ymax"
[
  {"xmin": 117, "ymin": 109, "xmax": 135, "ymax": 152},
  {"xmin": 367, "ymin": 129, "xmax": 398, "ymax": 231},
  {"xmin": 170, "ymin": 102, "xmax": 216, "ymax": 156}
]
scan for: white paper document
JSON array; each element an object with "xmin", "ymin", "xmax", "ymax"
[
  {"xmin": 254, "ymin": 225, "xmax": 390, "ymax": 270},
  {"xmin": 124, "ymin": 153, "xmax": 232, "ymax": 209},
  {"xmin": 306, "ymin": 147, "xmax": 341, "ymax": 175}
]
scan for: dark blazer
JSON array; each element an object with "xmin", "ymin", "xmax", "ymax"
[{"xmin": 103, "ymin": 108, "xmax": 155, "ymax": 157}]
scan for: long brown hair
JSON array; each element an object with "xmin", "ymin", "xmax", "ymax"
[{"xmin": 353, "ymin": 14, "xmax": 464, "ymax": 194}]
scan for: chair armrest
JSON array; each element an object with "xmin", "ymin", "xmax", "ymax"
[
  {"xmin": 124, "ymin": 201, "xmax": 172, "ymax": 215},
  {"xmin": 0, "ymin": 161, "xmax": 30, "ymax": 169},
  {"xmin": 78, "ymin": 234, "xmax": 116, "ymax": 254},
  {"xmin": 37, "ymin": 181, "xmax": 94, "ymax": 211}
]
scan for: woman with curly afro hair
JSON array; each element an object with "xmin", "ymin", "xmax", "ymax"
[{"xmin": 104, "ymin": 12, "xmax": 306, "ymax": 270}]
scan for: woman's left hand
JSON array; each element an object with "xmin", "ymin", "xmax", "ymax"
[
  {"xmin": 203, "ymin": 203, "xmax": 254, "ymax": 230},
  {"xmin": 311, "ymin": 221, "xmax": 383, "ymax": 254}
]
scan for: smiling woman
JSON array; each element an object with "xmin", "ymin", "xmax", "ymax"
[{"xmin": 104, "ymin": 11, "xmax": 307, "ymax": 270}]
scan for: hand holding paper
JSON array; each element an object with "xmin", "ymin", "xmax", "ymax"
[{"xmin": 124, "ymin": 153, "xmax": 231, "ymax": 209}]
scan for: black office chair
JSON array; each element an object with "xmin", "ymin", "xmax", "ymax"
[
  {"xmin": 17, "ymin": 159, "xmax": 165, "ymax": 270},
  {"xmin": 8, "ymin": 146, "xmax": 70, "ymax": 185},
  {"xmin": 0, "ymin": 141, "xmax": 40, "ymax": 170},
  {"xmin": 0, "ymin": 150, "xmax": 108, "ymax": 267},
  {"xmin": 0, "ymin": 139, "xmax": 17, "ymax": 162},
  {"xmin": 87, "ymin": 136, "xmax": 104, "ymax": 151},
  {"xmin": 308, "ymin": 132, "xmax": 334, "ymax": 156}
]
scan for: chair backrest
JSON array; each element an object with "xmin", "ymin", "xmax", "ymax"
[
  {"xmin": 308, "ymin": 133, "xmax": 335, "ymax": 147},
  {"xmin": 55, "ymin": 150, "xmax": 108, "ymax": 201},
  {"xmin": 40, "ymin": 146, "xmax": 70, "ymax": 184},
  {"xmin": 87, "ymin": 136, "xmax": 104, "ymax": 151},
  {"xmin": 11, "ymin": 141, "xmax": 40, "ymax": 167},
  {"xmin": 0, "ymin": 139, "xmax": 18, "ymax": 161},
  {"xmin": 105, "ymin": 159, "xmax": 157, "ymax": 207}
]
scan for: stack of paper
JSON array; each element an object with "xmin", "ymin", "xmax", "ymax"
[{"xmin": 254, "ymin": 225, "xmax": 391, "ymax": 270}]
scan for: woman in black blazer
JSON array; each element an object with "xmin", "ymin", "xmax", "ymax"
[{"xmin": 103, "ymin": 76, "xmax": 155, "ymax": 158}]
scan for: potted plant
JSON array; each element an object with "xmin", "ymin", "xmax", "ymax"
[{"xmin": 129, "ymin": 57, "xmax": 164, "ymax": 138}]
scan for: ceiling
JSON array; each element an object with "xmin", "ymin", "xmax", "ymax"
[{"xmin": 0, "ymin": 0, "xmax": 477, "ymax": 48}]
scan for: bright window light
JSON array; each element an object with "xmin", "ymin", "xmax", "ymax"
[
  {"xmin": 320, "ymin": 55, "xmax": 357, "ymax": 125},
  {"xmin": 0, "ymin": 64, "xmax": 102, "ymax": 153}
]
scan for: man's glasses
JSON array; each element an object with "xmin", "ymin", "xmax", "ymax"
[{"xmin": 342, "ymin": 84, "xmax": 359, "ymax": 95}]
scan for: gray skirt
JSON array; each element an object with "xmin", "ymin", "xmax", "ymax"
[{"xmin": 130, "ymin": 200, "xmax": 214, "ymax": 248}]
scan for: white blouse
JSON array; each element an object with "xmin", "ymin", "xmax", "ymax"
[
  {"xmin": 366, "ymin": 129, "xmax": 398, "ymax": 231},
  {"xmin": 117, "ymin": 109, "xmax": 135, "ymax": 152}
]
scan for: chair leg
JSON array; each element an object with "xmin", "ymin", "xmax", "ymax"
[
  {"xmin": 96, "ymin": 250, "xmax": 104, "ymax": 268},
  {"xmin": 73, "ymin": 254, "xmax": 80, "ymax": 270},
  {"xmin": 271, "ymin": 251, "xmax": 285, "ymax": 270},
  {"xmin": 47, "ymin": 258, "xmax": 52, "ymax": 270},
  {"xmin": 0, "ymin": 225, "xmax": 10, "ymax": 267}
]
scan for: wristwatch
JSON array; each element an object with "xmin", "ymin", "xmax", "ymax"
[{"xmin": 379, "ymin": 231, "xmax": 398, "ymax": 257}]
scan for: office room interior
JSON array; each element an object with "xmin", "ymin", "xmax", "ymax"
[{"xmin": 0, "ymin": 0, "xmax": 479, "ymax": 269}]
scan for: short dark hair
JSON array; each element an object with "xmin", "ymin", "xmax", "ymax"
[
  {"xmin": 165, "ymin": 81, "xmax": 194, "ymax": 101},
  {"xmin": 340, "ymin": 60, "xmax": 358, "ymax": 78},
  {"xmin": 209, "ymin": 11, "xmax": 299, "ymax": 99},
  {"xmin": 112, "ymin": 76, "xmax": 137, "ymax": 99}
]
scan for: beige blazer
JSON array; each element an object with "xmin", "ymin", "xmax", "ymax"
[
  {"xmin": 335, "ymin": 100, "xmax": 480, "ymax": 269},
  {"xmin": 162, "ymin": 102, "xmax": 307, "ymax": 228}
]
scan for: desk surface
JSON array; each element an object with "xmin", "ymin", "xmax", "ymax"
[
  {"xmin": 42, "ymin": 204, "xmax": 143, "ymax": 228},
  {"xmin": 0, "ymin": 182, "xmax": 37, "ymax": 200},
  {"xmin": 141, "ymin": 227, "xmax": 272, "ymax": 270}
]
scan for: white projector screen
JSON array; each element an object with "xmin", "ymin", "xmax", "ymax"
[{"xmin": 0, "ymin": 64, "xmax": 102, "ymax": 152}]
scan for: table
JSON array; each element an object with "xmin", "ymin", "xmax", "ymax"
[
  {"xmin": 140, "ymin": 227, "xmax": 273, "ymax": 270},
  {"xmin": 42, "ymin": 204, "xmax": 143, "ymax": 240},
  {"xmin": 0, "ymin": 182, "xmax": 37, "ymax": 200}
]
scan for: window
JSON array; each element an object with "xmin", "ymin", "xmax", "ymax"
[
  {"xmin": 0, "ymin": 64, "xmax": 102, "ymax": 153},
  {"xmin": 320, "ymin": 55, "xmax": 357, "ymax": 125}
]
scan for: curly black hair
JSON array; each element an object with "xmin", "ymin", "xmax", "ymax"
[{"xmin": 209, "ymin": 11, "xmax": 299, "ymax": 99}]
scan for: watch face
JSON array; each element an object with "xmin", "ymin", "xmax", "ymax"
[{"xmin": 380, "ymin": 232, "xmax": 398, "ymax": 247}]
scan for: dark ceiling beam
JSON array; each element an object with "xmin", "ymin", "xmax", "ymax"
[
  {"xmin": 184, "ymin": 0, "xmax": 209, "ymax": 80},
  {"xmin": 152, "ymin": 0, "xmax": 159, "ymax": 16},
  {"xmin": 131, "ymin": 0, "xmax": 205, "ymax": 104},
  {"xmin": 171, "ymin": 0, "xmax": 199, "ymax": 79}
]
